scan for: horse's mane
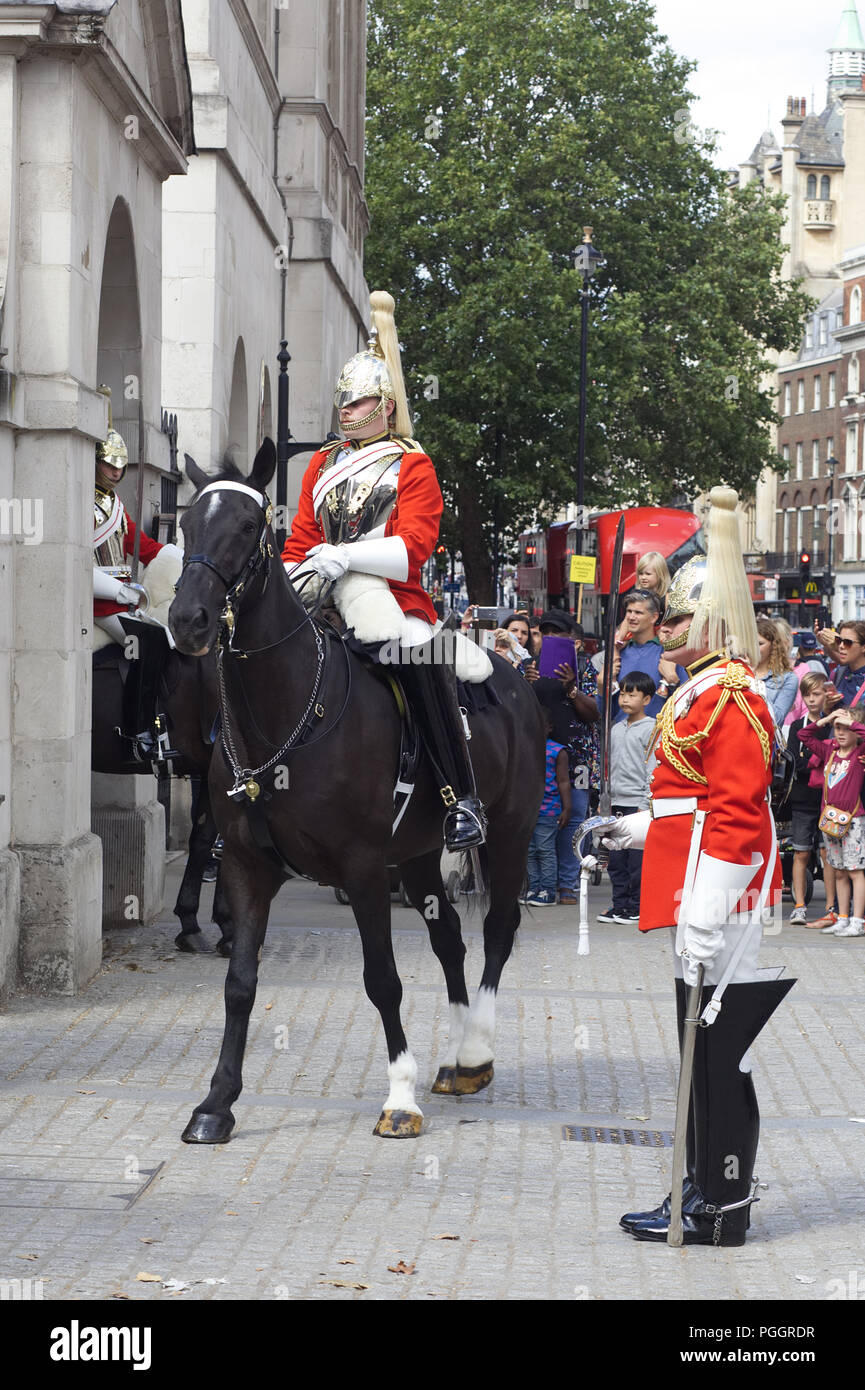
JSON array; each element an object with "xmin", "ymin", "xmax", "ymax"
[{"xmin": 194, "ymin": 453, "xmax": 246, "ymax": 494}]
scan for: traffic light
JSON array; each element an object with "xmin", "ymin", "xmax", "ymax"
[
  {"xmin": 434, "ymin": 543, "xmax": 448, "ymax": 573},
  {"xmin": 799, "ymin": 550, "xmax": 811, "ymax": 584}
]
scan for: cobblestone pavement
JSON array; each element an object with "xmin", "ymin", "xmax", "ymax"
[{"xmin": 1, "ymin": 859, "xmax": 864, "ymax": 1302}]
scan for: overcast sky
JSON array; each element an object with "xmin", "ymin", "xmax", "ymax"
[{"xmin": 647, "ymin": 0, "xmax": 860, "ymax": 169}]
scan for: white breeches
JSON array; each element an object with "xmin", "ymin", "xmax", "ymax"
[
  {"xmin": 670, "ymin": 919, "xmax": 762, "ymax": 987},
  {"xmin": 95, "ymin": 614, "xmax": 127, "ymax": 644},
  {"xmin": 395, "ymin": 616, "xmax": 436, "ymax": 648}
]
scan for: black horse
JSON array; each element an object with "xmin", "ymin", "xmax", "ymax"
[
  {"xmin": 91, "ymin": 628, "xmax": 233, "ymax": 955},
  {"xmin": 169, "ymin": 438, "xmax": 545, "ymax": 1141}
]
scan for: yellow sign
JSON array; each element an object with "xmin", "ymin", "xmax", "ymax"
[{"xmin": 569, "ymin": 554, "xmax": 597, "ymax": 585}]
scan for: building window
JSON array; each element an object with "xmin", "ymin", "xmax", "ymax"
[
  {"xmin": 782, "ymin": 442, "xmax": 790, "ymax": 479},
  {"xmin": 829, "ymin": 372, "xmax": 836, "ymax": 406},
  {"xmin": 807, "ymin": 174, "xmax": 817, "ymax": 198},
  {"xmin": 849, "ymin": 353, "xmax": 861, "ymax": 397},
  {"xmin": 819, "ymin": 317, "xmax": 828, "ymax": 346},
  {"xmin": 783, "ymin": 508, "xmax": 790, "ymax": 553},
  {"xmin": 783, "ymin": 382, "xmax": 791, "ymax": 415},
  {"xmin": 797, "ymin": 380, "xmax": 805, "ymax": 412},
  {"xmin": 806, "ymin": 321, "xmax": 814, "ymax": 349},
  {"xmin": 812, "ymin": 440, "xmax": 820, "ymax": 476},
  {"xmin": 821, "ymin": 174, "xmax": 831, "ymax": 200},
  {"xmin": 844, "ymin": 487, "xmax": 859, "ymax": 562},
  {"xmin": 813, "ymin": 376, "xmax": 822, "ymax": 410},
  {"xmin": 796, "ymin": 442, "xmax": 803, "ymax": 479},
  {"xmin": 846, "ymin": 420, "xmax": 860, "ymax": 473},
  {"xmin": 852, "ymin": 285, "xmax": 863, "ymax": 325},
  {"xmin": 827, "ymin": 437, "xmax": 834, "ymax": 460}
]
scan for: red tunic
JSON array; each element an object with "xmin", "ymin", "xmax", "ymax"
[
  {"xmin": 639, "ymin": 657, "xmax": 781, "ymax": 931},
  {"xmin": 281, "ymin": 443, "xmax": 442, "ymax": 623},
  {"xmin": 94, "ymin": 513, "xmax": 163, "ymax": 618}
]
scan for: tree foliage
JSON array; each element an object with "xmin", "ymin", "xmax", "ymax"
[{"xmin": 365, "ymin": 0, "xmax": 812, "ymax": 599}]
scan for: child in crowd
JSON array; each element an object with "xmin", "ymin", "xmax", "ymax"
[
  {"xmin": 788, "ymin": 674, "xmax": 834, "ymax": 926},
  {"xmin": 525, "ymin": 710, "xmax": 571, "ymax": 907},
  {"xmin": 598, "ymin": 672, "xmax": 656, "ymax": 925},
  {"xmin": 797, "ymin": 707, "xmax": 865, "ymax": 938}
]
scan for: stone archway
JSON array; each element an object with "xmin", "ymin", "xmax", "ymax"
[
  {"xmin": 92, "ymin": 197, "xmax": 163, "ymax": 932},
  {"xmin": 258, "ymin": 360, "xmax": 272, "ymax": 445},
  {"xmin": 97, "ymin": 199, "xmax": 142, "ymax": 482}
]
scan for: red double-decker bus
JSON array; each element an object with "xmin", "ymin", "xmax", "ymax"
[{"xmin": 517, "ymin": 507, "xmax": 705, "ymax": 636}]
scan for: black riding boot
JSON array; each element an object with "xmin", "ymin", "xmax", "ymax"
[
  {"xmin": 119, "ymin": 620, "xmax": 175, "ymax": 767},
  {"xmin": 401, "ymin": 649, "xmax": 486, "ymax": 851},
  {"xmin": 620, "ymin": 978, "xmax": 698, "ymax": 1231},
  {"xmin": 631, "ymin": 977, "xmax": 795, "ymax": 1246}
]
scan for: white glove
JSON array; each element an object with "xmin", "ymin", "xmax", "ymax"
[
  {"xmin": 306, "ymin": 536, "xmax": 410, "ymax": 583},
  {"xmin": 117, "ymin": 582, "xmax": 147, "ymax": 609},
  {"xmin": 305, "ymin": 543, "xmax": 351, "ymax": 581},
  {"xmin": 600, "ymin": 810, "xmax": 651, "ymax": 852},
  {"xmin": 580, "ymin": 854, "xmax": 598, "ymax": 874},
  {"xmin": 678, "ymin": 852, "xmax": 761, "ymax": 985}
]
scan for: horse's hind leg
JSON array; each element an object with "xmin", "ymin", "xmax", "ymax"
[
  {"xmin": 455, "ymin": 824, "xmax": 525, "ymax": 1095},
  {"xmin": 399, "ymin": 850, "xmax": 469, "ymax": 1095},
  {"xmin": 173, "ymin": 777, "xmax": 218, "ymax": 954},
  {"xmin": 345, "ymin": 857, "xmax": 423, "ymax": 1138},
  {"xmin": 182, "ymin": 848, "xmax": 282, "ymax": 1144}
]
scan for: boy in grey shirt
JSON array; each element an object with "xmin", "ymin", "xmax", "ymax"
[{"xmin": 597, "ymin": 672, "xmax": 656, "ymax": 925}]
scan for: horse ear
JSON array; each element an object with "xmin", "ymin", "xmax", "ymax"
[
  {"xmin": 183, "ymin": 454, "xmax": 210, "ymax": 493},
  {"xmin": 249, "ymin": 437, "xmax": 277, "ymax": 492}
]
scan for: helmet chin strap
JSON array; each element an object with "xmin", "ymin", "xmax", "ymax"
[
  {"xmin": 662, "ymin": 625, "xmax": 691, "ymax": 652},
  {"xmin": 344, "ymin": 396, "xmax": 389, "ymax": 434}
]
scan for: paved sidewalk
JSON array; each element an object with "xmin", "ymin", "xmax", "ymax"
[{"xmin": 0, "ymin": 862, "xmax": 863, "ymax": 1301}]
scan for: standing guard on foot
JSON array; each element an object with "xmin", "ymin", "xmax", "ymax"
[
  {"xmin": 600, "ymin": 486, "xmax": 794, "ymax": 1247},
  {"xmin": 281, "ymin": 291, "xmax": 486, "ymax": 851}
]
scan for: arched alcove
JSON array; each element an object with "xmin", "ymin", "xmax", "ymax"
[
  {"xmin": 96, "ymin": 198, "xmax": 142, "ymax": 476},
  {"xmin": 228, "ymin": 338, "xmax": 248, "ymax": 472}
]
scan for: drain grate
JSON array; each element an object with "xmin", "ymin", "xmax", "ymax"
[{"xmin": 562, "ymin": 1125, "xmax": 674, "ymax": 1147}]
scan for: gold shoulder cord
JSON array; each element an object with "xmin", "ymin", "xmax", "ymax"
[{"xmin": 658, "ymin": 662, "xmax": 771, "ymax": 787}]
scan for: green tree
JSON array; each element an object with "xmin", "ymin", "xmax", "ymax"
[{"xmin": 365, "ymin": 0, "xmax": 811, "ymax": 601}]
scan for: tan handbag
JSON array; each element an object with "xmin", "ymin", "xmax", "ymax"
[{"xmin": 819, "ymin": 805, "xmax": 854, "ymax": 840}]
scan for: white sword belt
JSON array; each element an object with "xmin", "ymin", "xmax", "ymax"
[{"xmin": 649, "ymin": 796, "xmax": 700, "ymax": 819}]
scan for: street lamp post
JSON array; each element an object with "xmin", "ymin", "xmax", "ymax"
[
  {"xmin": 574, "ymin": 226, "xmax": 605, "ymax": 512},
  {"xmin": 825, "ymin": 454, "xmax": 838, "ymax": 626}
]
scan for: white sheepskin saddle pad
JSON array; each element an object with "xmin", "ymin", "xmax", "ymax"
[{"xmin": 92, "ymin": 543, "xmax": 183, "ymax": 651}]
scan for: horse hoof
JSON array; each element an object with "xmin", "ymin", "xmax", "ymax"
[
  {"xmin": 373, "ymin": 1108, "xmax": 423, "ymax": 1138},
  {"xmin": 215, "ymin": 936, "xmax": 232, "ymax": 958},
  {"xmin": 175, "ymin": 930, "xmax": 210, "ymax": 954},
  {"xmin": 431, "ymin": 1066, "xmax": 457, "ymax": 1094},
  {"xmin": 454, "ymin": 1062, "xmax": 494, "ymax": 1094},
  {"xmin": 181, "ymin": 1111, "xmax": 234, "ymax": 1144}
]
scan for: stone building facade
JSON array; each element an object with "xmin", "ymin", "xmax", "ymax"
[
  {"xmin": 740, "ymin": 4, "xmax": 865, "ymax": 620},
  {"xmin": 0, "ymin": 0, "xmax": 368, "ymax": 1002}
]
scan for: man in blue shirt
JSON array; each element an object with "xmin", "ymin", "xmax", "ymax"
[{"xmin": 610, "ymin": 591, "xmax": 687, "ymax": 719}]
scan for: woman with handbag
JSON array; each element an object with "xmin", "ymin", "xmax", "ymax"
[{"xmin": 797, "ymin": 708, "xmax": 865, "ymax": 938}]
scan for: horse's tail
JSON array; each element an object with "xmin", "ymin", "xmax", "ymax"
[{"xmin": 460, "ymin": 845, "xmax": 490, "ymax": 917}]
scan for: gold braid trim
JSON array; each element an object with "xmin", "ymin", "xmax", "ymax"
[{"xmin": 658, "ymin": 664, "xmax": 771, "ymax": 786}]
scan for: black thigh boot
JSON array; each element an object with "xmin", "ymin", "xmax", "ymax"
[
  {"xmin": 620, "ymin": 978, "xmax": 699, "ymax": 1232},
  {"xmin": 400, "ymin": 646, "xmax": 487, "ymax": 851},
  {"xmin": 119, "ymin": 620, "xmax": 174, "ymax": 767},
  {"xmin": 631, "ymin": 977, "xmax": 795, "ymax": 1247}
]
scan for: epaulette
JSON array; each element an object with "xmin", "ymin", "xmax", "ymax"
[
  {"xmin": 319, "ymin": 437, "xmax": 343, "ymax": 457},
  {"xmin": 391, "ymin": 436, "xmax": 423, "ymax": 454}
]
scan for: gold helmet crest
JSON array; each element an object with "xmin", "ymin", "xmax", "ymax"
[
  {"xmin": 95, "ymin": 384, "xmax": 128, "ymax": 486},
  {"xmin": 334, "ymin": 291, "xmax": 413, "ymax": 438}
]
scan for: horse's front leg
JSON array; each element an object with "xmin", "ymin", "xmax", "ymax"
[
  {"xmin": 399, "ymin": 850, "xmax": 469, "ymax": 1095},
  {"xmin": 182, "ymin": 845, "xmax": 282, "ymax": 1144},
  {"xmin": 345, "ymin": 856, "xmax": 422, "ymax": 1138},
  {"xmin": 455, "ymin": 827, "xmax": 524, "ymax": 1095},
  {"xmin": 173, "ymin": 778, "xmax": 218, "ymax": 953}
]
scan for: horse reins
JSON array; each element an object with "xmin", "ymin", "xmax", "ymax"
[{"xmin": 180, "ymin": 479, "xmax": 347, "ymax": 805}]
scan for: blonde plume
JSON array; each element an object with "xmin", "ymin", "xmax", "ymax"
[
  {"xmin": 689, "ymin": 485, "xmax": 759, "ymax": 665},
  {"xmin": 369, "ymin": 290, "xmax": 413, "ymax": 438}
]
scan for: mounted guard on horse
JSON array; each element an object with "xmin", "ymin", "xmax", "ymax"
[
  {"xmin": 281, "ymin": 291, "xmax": 487, "ymax": 852},
  {"xmin": 91, "ymin": 387, "xmax": 181, "ymax": 769}
]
